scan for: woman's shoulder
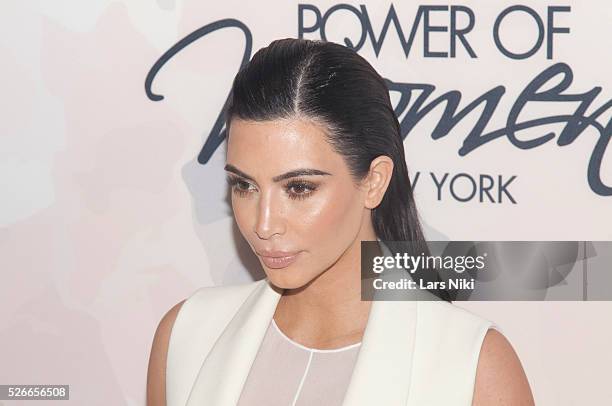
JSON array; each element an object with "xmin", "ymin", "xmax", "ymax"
[
  {"xmin": 415, "ymin": 300, "xmax": 534, "ymax": 405},
  {"xmin": 147, "ymin": 298, "xmax": 186, "ymax": 406},
  {"xmin": 411, "ymin": 300, "xmax": 495, "ymax": 371},
  {"xmin": 472, "ymin": 328, "xmax": 535, "ymax": 405},
  {"xmin": 155, "ymin": 278, "xmax": 264, "ymax": 340},
  {"xmin": 163, "ymin": 278, "xmax": 266, "ymax": 344},
  {"xmin": 146, "ymin": 279, "xmax": 264, "ymax": 406}
]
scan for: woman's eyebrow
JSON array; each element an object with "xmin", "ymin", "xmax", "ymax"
[{"xmin": 224, "ymin": 164, "xmax": 332, "ymax": 183}]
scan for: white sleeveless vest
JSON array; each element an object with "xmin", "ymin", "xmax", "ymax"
[{"xmin": 166, "ymin": 244, "xmax": 494, "ymax": 406}]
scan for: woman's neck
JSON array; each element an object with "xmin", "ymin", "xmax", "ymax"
[{"xmin": 272, "ymin": 230, "xmax": 380, "ymax": 350}]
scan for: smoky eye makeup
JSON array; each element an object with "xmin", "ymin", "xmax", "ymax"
[
  {"xmin": 225, "ymin": 175, "xmax": 253, "ymax": 197},
  {"xmin": 225, "ymin": 174, "xmax": 320, "ymax": 200},
  {"xmin": 283, "ymin": 177, "xmax": 319, "ymax": 200}
]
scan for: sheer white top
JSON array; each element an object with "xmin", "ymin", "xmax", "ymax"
[{"xmin": 236, "ymin": 318, "xmax": 361, "ymax": 406}]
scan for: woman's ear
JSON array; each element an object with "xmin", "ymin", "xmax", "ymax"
[{"xmin": 363, "ymin": 155, "xmax": 394, "ymax": 209}]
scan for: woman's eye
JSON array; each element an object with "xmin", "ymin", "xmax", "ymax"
[
  {"xmin": 226, "ymin": 176, "xmax": 317, "ymax": 200},
  {"xmin": 226, "ymin": 176, "xmax": 255, "ymax": 197},
  {"xmin": 286, "ymin": 180, "xmax": 317, "ymax": 200},
  {"xmin": 236, "ymin": 180, "xmax": 251, "ymax": 190}
]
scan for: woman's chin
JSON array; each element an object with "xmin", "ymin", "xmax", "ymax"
[{"xmin": 264, "ymin": 270, "xmax": 313, "ymax": 291}]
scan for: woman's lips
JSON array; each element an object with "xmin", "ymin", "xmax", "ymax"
[{"xmin": 259, "ymin": 252, "xmax": 300, "ymax": 269}]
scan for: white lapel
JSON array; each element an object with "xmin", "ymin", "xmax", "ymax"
[
  {"xmin": 184, "ymin": 278, "xmax": 282, "ymax": 406},
  {"xmin": 341, "ymin": 240, "xmax": 419, "ymax": 406},
  {"xmin": 185, "ymin": 240, "xmax": 421, "ymax": 406},
  {"xmin": 340, "ymin": 300, "xmax": 418, "ymax": 406}
]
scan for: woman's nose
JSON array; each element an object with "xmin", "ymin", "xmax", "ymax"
[{"xmin": 254, "ymin": 191, "xmax": 285, "ymax": 240}]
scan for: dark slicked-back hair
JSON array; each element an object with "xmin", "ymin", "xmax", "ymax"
[{"xmin": 224, "ymin": 38, "xmax": 450, "ymax": 302}]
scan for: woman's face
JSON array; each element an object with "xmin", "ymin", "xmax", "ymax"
[{"xmin": 225, "ymin": 117, "xmax": 378, "ymax": 290}]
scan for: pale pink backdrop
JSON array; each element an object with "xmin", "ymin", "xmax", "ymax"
[{"xmin": 1, "ymin": 1, "xmax": 610, "ymax": 405}]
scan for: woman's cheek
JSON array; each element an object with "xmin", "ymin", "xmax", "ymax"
[
  {"xmin": 324, "ymin": 188, "xmax": 365, "ymax": 244},
  {"xmin": 232, "ymin": 197, "xmax": 255, "ymax": 236},
  {"xmin": 293, "ymin": 189, "xmax": 355, "ymax": 241}
]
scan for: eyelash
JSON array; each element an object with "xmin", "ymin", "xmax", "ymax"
[{"xmin": 225, "ymin": 176, "xmax": 318, "ymax": 200}]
